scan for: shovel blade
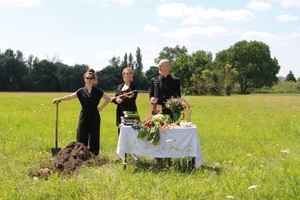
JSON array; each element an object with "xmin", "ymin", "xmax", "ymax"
[{"xmin": 51, "ymin": 148, "xmax": 61, "ymax": 156}]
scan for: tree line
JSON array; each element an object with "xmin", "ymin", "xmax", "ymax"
[{"xmin": 1, "ymin": 40, "xmax": 299, "ymax": 94}]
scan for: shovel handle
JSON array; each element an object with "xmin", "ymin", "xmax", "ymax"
[{"xmin": 55, "ymin": 103, "xmax": 59, "ymax": 148}]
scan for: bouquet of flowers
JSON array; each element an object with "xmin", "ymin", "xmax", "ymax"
[
  {"xmin": 132, "ymin": 114, "xmax": 171, "ymax": 146},
  {"xmin": 165, "ymin": 97, "xmax": 188, "ymax": 113}
]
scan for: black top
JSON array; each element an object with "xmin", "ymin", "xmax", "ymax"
[
  {"xmin": 149, "ymin": 74, "xmax": 181, "ymax": 113},
  {"xmin": 76, "ymin": 86, "xmax": 104, "ymax": 120},
  {"xmin": 112, "ymin": 82, "xmax": 138, "ymax": 126}
]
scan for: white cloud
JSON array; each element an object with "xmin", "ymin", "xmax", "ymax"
[
  {"xmin": 162, "ymin": 26, "xmax": 232, "ymax": 39},
  {"xmin": 60, "ymin": 56, "xmax": 76, "ymax": 66},
  {"xmin": 117, "ymin": 0, "xmax": 133, "ymax": 6},
  {"xmin": 95, "ymin": 49, "xmax": 124, "ymax": 60},
  {"xmin": 240, "ymin": 30, "xmax": 300, "ymax": 45},
  {"xmin": 247, "ymin": 0, "xmax": 271, "ymax": 10},
  {"xmin": 183, "ymin": 9, "xmax": 255, "ymax": 24},
  {"xmin": 144, "ymin": 24, "xmax": 160, "ymax": 33},
  {"xmin": 0, "ymin": 0, "xmax": 40, "ymax": 7},
  {"xmin": 156, "ymin": 3, "xmax": 255, "ymax": 25},
  {"xmin": 290, "ymin": 32, "xmax": 300, "ymax": 39},
  {"xmin": 156, "ymin": 3, "xmax": 192, "ymax": 18},
  {"xmin": 276, "ymin": 15, "xmax": 299, "ymax": 22},
  {"xmin": 94, "ymin": 43, "xmax": 158, "ymax": 69},
  {"xmin": 279, "ymin": 0, "xmax": 300, "ymax": 8},
  {"xmin": 241, "ymin": 31, "xmax": 278, "ymax": 42}
]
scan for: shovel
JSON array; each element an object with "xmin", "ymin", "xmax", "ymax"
[{"xmin": 51, "ymin": 102, "xmax": 61, "ymax": 156}]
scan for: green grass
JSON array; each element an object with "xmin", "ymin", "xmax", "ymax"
[{"xmin": 0, "ymin": 92, "xmax": 299, "ymax": 199}]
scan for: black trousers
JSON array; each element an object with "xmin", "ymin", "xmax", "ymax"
[{"xmin": 77, "ymin": 110, "xmax": 101, "ymax": 156}]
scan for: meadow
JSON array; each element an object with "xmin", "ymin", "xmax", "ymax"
[{"xmin": 0, "ymin": 92, "xmax": 299, "ymax": 199}]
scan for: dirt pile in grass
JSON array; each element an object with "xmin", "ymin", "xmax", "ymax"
[{"xmin": 54, "ymin": 142, "xmax": 105, "ymax": 174}]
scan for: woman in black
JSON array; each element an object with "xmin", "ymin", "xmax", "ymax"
[
  {"xmin": 111, "ymin": 67, "xmax": 138, "ymax": 135},
  {"xmin": 53, "ymin": 68, "xmax": 110, "ymax": 156}
]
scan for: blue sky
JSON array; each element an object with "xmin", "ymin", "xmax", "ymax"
[{"xmin": 0, "ymin": 0, "xmax": 299, "ymax": 78}]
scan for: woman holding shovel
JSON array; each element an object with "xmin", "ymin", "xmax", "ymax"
[{"xmin": 52, "ymin": 68, "xmax": 110, "ymax": 156}]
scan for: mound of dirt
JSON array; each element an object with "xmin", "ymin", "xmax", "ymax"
[{"xmin": 54, "ymin": 142, "xmax": 105, "ymax": 174}]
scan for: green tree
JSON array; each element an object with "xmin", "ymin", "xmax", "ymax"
[
  {"xmin": 216, "ymin": 40, "xmax": 280, "ymax": 94},
  {"xmin": 171, "ymin": 50, "xmax": 213, "ymax": 93},
  {"xmin": 98, "ymin": 66, "xmax": 123, "ymax": 90},
  {"xmin": 135, "ymin": 47, "xmax": 143, "ymax": 72},
  {"xmin": 201, "ymin": 69, "xmax": 224, "ymax": 95},
  {"xmin": 128, "ymin": 53, "xmax": 133, "ymax": 68},
  {"xmin": 155, "ymin": 45, "xmax": 188, "ymax": 64},
  {"xmin": 56, "ymin": 63, "xmax": 88, "ymax": 92},
  {"xmin": 133, "ymin": 47, "xmax": 147, "ymax": 90},
  {"xmin": 71, "ymin": 64, "xmax": 90, "ymax": 90},
  {"xmin": 98, "ymin": 55, "xmax": 123, "ymax": 90},
  {"xmin": 120, "ymin": 53, "xmax": 128, "ymax": 69},
  {"xmin": 223, "ymin": 64, "xmax": 238, "ymax": 95},
  {"xmin": 31, "ymin": 60, "xmax": 60, "ymax": 91},
  {"xmin": 284, "ymin": 70, "xmax": 297, "ymax": 82},
  {"xmin": 0, "ymin": 49, "xmax": 30, "ymax": 91}
]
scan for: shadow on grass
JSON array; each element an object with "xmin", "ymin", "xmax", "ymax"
[
  {"xmin": 119, "ymin": 157, "xmax": 200, "ymax": 174},
  {"xmin": 121, "ymin": 156, "xmax": 222, "ymax": 175},
  {"xmin": 199, "ymin": 162, "xmax": 222, "ymax": 174}
]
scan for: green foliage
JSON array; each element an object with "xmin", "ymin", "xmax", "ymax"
[
  {"xmin": 215, "ymin": 40, "xmax": 280, "ymax": 94},
  {"xmin": 0, "ymin": 49, "xmax": 30, "ymax": 91},
  {"xmin": 270, "ymin": 81, "xmax": 300, "ymax": 93},
  {"xmin": 251, "ymin": 81, "xmax": 300, "ymax": 94},
  {"xmin": 133, "ymin": 114, "xmax": 172, "ymax": 146},
  {"xmin": 1, "ymin": 93, "xmax": 299, "ymax": 199},
  {"xmin": 1, "ymin": 43, "xmax": 297, "ymax": 95},
  {"xmin": 155, "ymin": 45, "xmax": 188, "ymax": 64},
  {"xmin": 97, "ymin": 66, "xmax": 123, "ymax": 90},
  {"xmin": 284, "ymin": 70, "xmax": 297, "ymax": 82}
]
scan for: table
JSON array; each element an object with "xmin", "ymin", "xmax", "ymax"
[{"xmin": 116, "ymin": 125, "xmax": 203, "ymax": 169}]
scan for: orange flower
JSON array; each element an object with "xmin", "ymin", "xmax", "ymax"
[{"xmin": 165, "ymin": 97, "xmax": 187, "ymax": 113}]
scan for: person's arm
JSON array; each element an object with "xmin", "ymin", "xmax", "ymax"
[
  {"xmin": 111, "ymin": 85, "xmax": 122, "ymax": 104},
  {"xmin": 122, "ymin": 84, "xmax": 138, "ymax": 104},
  {"xmin": 52, "ymin": 92, "xmax": 77, "ymax": 104},
  {"xmin": 149, "ymin": 79, "xmax": 158, "ymax": 104},
  {"xmin": 175, "ymin": 79, "xmax": 181, "ymax": 98},
  {"xmin": 98, "ymin": 92, "xmax": 111, "ymax": 112}
]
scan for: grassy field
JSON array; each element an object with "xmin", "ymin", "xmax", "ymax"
[{"xmin": 0, "ymin": 92, "xmax": 299, "ymax": 199}]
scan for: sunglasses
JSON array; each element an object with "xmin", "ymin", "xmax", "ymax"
[{"xmin": 85, "ymin": 77, "xmax": 94, "ymax": 80}]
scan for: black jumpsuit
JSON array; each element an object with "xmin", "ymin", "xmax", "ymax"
[{"xmin": 76, "ymin": 86, "xmax": 104, "ymax": 156}]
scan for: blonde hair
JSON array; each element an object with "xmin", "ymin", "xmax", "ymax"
[
  {"xmin": 84, "ymin": 68, "xmax": 98, "ymax": 85},
  {"xmin": 122, "ymin": 67, "xmax": 134, "ymax": 82}
]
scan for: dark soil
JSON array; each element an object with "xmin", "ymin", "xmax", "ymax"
[{"xmin": 53, "ymin": 142, "xmax": 105, "ymax": 174}]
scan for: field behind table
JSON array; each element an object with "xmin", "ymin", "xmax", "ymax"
[{"xmin": 0, "ymin": 92, "xmax": 299, "ymax": 199}]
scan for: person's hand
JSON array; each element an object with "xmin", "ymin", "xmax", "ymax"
[
  {"xmin": 52, "ymin": 99, "xmax": 61, "ymax": 104},
  {"xmin": 116, "ymin": 98, "xmax": 123, "ymax": 104},
  {"xmin": 151, "ymin": 97, "xmax": 158, "ymax": 104}
]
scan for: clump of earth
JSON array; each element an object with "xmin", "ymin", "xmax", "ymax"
[
  {"xmin": 54, "ymin": 142, "xmax": 105, "ymax": 174},
  {"xmin": 35, "ymin": 142, "xmax": 105, "ymax": 177}
]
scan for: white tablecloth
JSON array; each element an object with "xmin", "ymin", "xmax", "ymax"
[{"xmin": 116, "ymin": 125, "xmax": 203, "ymax": 168}]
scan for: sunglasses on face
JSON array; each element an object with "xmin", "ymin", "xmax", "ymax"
[{"xmin": 85, "ymin": 77, "xmax": 94, "ymax": 80}]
